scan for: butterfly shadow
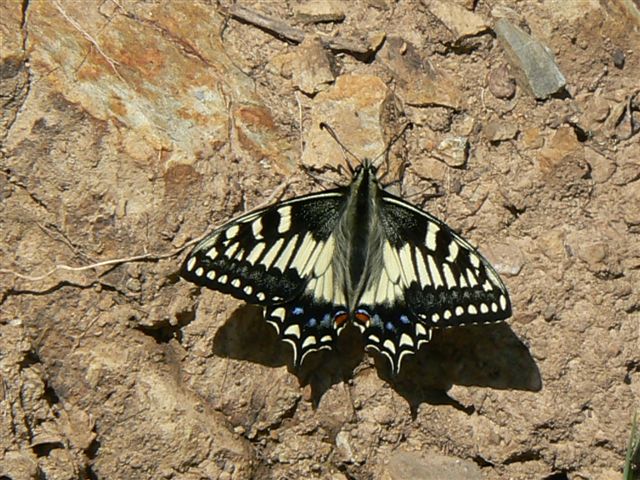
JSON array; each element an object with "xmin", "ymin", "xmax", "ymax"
[
  {"xmin": 212, "ymin": 305, "xmax": 365, "ymax": 404},
  {"xmin": 212, "ymin": 308, "xmax": 540, "ymax": 409},
  {"xmin": 373, "ymin": 323, "xmax": 542, "ymax": 416}
]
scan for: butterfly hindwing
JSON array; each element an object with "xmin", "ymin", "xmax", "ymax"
[
  {"xmin": 265, "ymin": 296, "xmax": 344, "ymax": 368},
  {"xmin": 181, "ymin": 190, "xmax": 346, "ymax": 306},
  {"xmin": 355, "ymin": 302, "xmax": 433, "ymax": 376}
]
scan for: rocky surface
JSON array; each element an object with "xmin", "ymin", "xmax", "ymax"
[{"xmin": 1, "ymin": 1, "xmax": 638, "ymax": 479}]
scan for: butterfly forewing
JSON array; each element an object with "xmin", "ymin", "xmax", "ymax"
[{"xmin": 182, "ymin": 190, "xmax": 345, "ymax": 302}]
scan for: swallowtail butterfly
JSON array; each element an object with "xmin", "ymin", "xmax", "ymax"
[{"xmin": 181, "ymin": 131, "xmax": 511, "ymax": 374}]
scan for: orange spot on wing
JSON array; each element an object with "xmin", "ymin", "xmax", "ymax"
[
  {"xmin": 354, "ymin": 312, "xmax": 370, "ymax": 326},
  {"xmin": 334, "ymin": 312, "xmax": 349, "ymax": 327}
]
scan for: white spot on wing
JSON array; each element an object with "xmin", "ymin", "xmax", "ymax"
[
  {"xmin": 416, "ymin": 249, "xmax": 430, "ymax": 286},
  {"xmin": 273, "ymin": 234, "xmax": 299, "ymax": 271},
  {"xmin": 321, "ymin": 266, "xmax": 335, "ymax": 301},
  {"xmin": 499, "ymin": 294, "xmax": 507, "ymax": 310},
  {"xmin": 195, "ymin": 267, "xmax": 204, "ymax": 277},
  {"xmin": 246, "ymin": 242, "xmax": 266, "ymax": 264},
  {"xmin": 284, "ymin": 324, "xmax": 301, "ymax": 338},
  {"xmin": 383, "ymin": 243, "xmax": 401, "ymax": 283},
  {"xmin": 393, "ymin": 283, "xmax": 403, "ymax": 301},
  {"xmin": 289, "ymin": 232, "xmax": 315, "ymax": 272},
  {"xmin": 455, "ymin": 306, "xmax": 464, "ymax": 316},
  {"xmin": 398, "ymin": 244, "xmax": 416, "ymax": 285},
  {"xmin": 206, "ymin": 248, "xmax": 218, "ymax": 260},
  {"xmin": 314, "ymin": 275, "xmax": 325, "ymax": 300},
  {"xmin": 480, "ymin": 303, "xmax": 489, "ymax": 314},
  {"xmin": 446, "ymin": 241, "xmax": 459, "ymax": 262},
  {"xmin": 361, "ymin": 275, "xmax": 382, "ymax": 306},
  {"xmin": 426, "ymin": 224, "xmax": 440, "ymax": 251},
  {"xmin": 442, "ymin": 263, "xmax": 457, "ymax": 288},
  {"xmin": 302, "ymin": 336, "xmax": 317, "ymax": 349},
  {"xmin": 466, "ymin": 268, "xmax": 478, "ymax": 287},
  {"xmin": 226, "ymin": 224, "xmax": 240, "ymax": 239},
  {"xmin": 218, "ymin": 274, "xmax": 227, "ymax": 284},
  {"xmin": 375, "ymin": 274, "xmax": 389, "ymax": 303},
  {"xmin": 260, "ymin": 238, "xmax": 285, "ymax": 269},
  {"xmin": 225, "ymin": 242, "xmax": 239, "ymax": 258},
  {"xmin": 207, "ymin": 271, "xmax": 216, "ymax": 280},
  {"xmin": 400, "ymin": 333, "xmax": 413, "ymax": 347},
  {"xmin": 313, "ymin": 236, "xmax": 335, "ymax": 276},
  {"xmin": 306, "ymin": 278, "xmax": 317, "ymax": 294},
  {"xmin": 252, "ymin": 217, "xmax": 264, "ymax": 240},
  {"xmin": 469, "ymin": 252, "xmax": 481, "ymax": 268},
  {"xmin": 243, "ymin": 285, "xmax": 253, "ymax": 295},
  {"xmin": 468, "ymin": 305, "xmax": 478, "ymax": 314},
  {"xmin": 416, "ymin": 323, "xmax": 427, "ymax": 336},
  {"xmin": 427, "ymin": 255, "xmax": 444, "ymax": 288},
  {"xmin": 186, "ymin": 257, "xmax": 196, "ymax": 271},
  {"xmin": 277, "ymin": 206, "xmax": 292, "ymax": 234},
  {"xmin": 383, "ymin": 339, "xmax": 396, "ymax": 354},
  {"xmin": 231, "ymin": 278, "xmax": 241, "ymax": 288},
  {"xmin": 272, "ymin": 307, "xmax": 286, "ymax": 320},
  {"xmin": 300, "ymin": 240, "xmax": 324, "ymax": 277}
]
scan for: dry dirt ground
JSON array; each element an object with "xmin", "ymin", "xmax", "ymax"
[{"xmin": 1, "ymin": 1, "xmax": 639, "ymax": 479}]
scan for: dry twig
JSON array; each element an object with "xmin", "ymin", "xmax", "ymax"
[
  {"xmin": 0, "ymin": 246, "xmax": 191, "ymax": 283},
  {"xmin": 228, "ymin": 4, "xmax": 374, "ymax": 55}
]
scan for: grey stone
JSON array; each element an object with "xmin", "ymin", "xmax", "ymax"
[{"xmin": 494, "ymin": 19, "xmax": 567, "ymax": 99}]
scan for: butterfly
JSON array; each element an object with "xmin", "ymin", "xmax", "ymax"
[{"xmin": 181, "ymin": 126, "xmax": 512, "ymax": 375}]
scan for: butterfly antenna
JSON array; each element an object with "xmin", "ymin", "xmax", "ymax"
[
  {"xmin": 319, "ymin": 122, "xmax": 358, "ymax": 174},
  {"xmin": 375, "ymin": 121, "xmax": 413, "ymax": 183}
]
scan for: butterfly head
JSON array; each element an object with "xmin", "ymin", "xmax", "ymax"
[
  {"xmin": 354, "ymin": 160, "xmax": 379, "ymax": 176},
  {"xmin": 351, "ymin": 160, "xmax": 382, "ymax": 191}
]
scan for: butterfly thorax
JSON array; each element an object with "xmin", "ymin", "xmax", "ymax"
[{"xmin": 332, "ymin": 163, "xmax": 386, "ymax": 314}]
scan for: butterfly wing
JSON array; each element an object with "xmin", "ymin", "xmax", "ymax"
[
  {"xmin": 358, "ymin": 192, "xmax": 512, "ymax": 374},
  {"xmin": 181, "ymin": 189, "xmax": 348, "ymax": 367}
]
